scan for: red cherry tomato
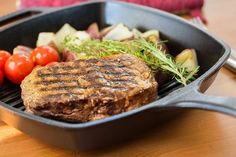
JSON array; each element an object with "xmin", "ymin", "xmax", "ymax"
[
  {"xmin": 0, "ymin": 50, "xmax": 11, "ymax": 71},
  {"xmin": 0, "ymin": 70, "xmax": 4, "ymax": 86},
  {"xmin": 32, "ymin": 46, "xmax": 59, "ymax": 66},
  {"xmin": 5, "ymin": 54, "xmax": 34, "ymax": 84}
]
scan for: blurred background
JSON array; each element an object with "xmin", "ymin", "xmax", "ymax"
[{"xmin": 5, "ymin": 0, "xmax": 207, "ymax": 22}]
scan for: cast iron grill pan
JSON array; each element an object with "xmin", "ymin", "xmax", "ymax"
[
  {"xmin": 0, "ymin": 81, "xmax": 23, "ymax": 110},
  {"xmin": 0, "ymin": 1, "xmax": 236, "ymax": 150}
]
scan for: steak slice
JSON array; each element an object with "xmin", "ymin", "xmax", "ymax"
[{"xmin": 21, "ymin": 54, "xmax": 157, "ymax": 122}]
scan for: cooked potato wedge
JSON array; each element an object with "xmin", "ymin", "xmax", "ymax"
[
  {"xmin": 142, "ymin": 30, "xmax": 160, "ymax": 40},
  {"xmin": 103, "ymin": 23, "xmax": 133, "ymax": 41},
  {"xmin": 175, "ymin": 49, "xmax": 198, "ymax": 72},
  {"xmin": 72, "ymin": 31, "xmax": 91, "ymax": 45},
  {"xmin": 132, "ymin": 28, "xmax": 142, "ymax": 39},
  {"xmin": 36, "ymin": 32, "xmax": 55, "ymax": 47},
  {"xmin": 54, "ymin": 23, "xmax": 77, "ymax": 52}
]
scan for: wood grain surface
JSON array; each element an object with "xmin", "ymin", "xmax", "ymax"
[{"xmin": 0, "ymin": 0, "xmax": 236, "ymax": 156}]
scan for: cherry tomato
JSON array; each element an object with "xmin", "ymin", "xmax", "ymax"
[
  {"xmin": 5, "ymin": 54, "xmax": 34, "ymax": 84},
  {"xmin": 0, "ymin": 70, "xmax": 4, "ymax": 86},
  {"xmin": 0, "ymin": 50, "xmax": 11, "ymax": 71},
  {"xmin": 32, "ymin": 46, "xmax": 59, "ymax": 66}
]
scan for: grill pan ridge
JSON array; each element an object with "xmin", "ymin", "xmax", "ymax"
[{"xmin": 0, "ymin": 1, "xmax": 236, "ymax": 150}]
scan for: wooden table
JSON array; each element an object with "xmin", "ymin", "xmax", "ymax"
[{"xmin": 0, "ymin": 0, "xmax": 236, "ymax": 156}]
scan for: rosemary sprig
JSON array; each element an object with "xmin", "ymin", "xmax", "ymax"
[
  {"xmin": 133, "ymin": 38, "xmax": 199, "ymax": 85},
  {"xmin": 63, "ymin": 36, "xmax": 199, "ymax": 86}
]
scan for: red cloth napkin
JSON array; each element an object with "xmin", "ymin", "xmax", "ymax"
[{"xmin": 18, "ymin": 0, "xmax": 206, "ymax": 23}]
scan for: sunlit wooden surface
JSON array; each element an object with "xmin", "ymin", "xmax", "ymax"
[{"xmin": 0, "ymin": 0, "xmax": 236, "ymax": 156}]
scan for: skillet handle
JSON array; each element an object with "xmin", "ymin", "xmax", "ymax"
[
  {"xmin": 0, "ymin": 8, "xmax": 52, "ymax": 29},
  {"xmin": 168, "ymin": 89, "xmax": 236, "ymax": 117}
]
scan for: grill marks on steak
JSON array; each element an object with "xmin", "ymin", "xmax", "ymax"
[
  {"xmin": 21, "ymin": 54, "xmax": 157, "ymax": 122},
  {"xmin": 37, "ymin": 61, "xmax": 137, "ymax": 94}
]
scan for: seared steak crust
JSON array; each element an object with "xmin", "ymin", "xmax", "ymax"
[{"xmin": 21, "ymin": 54, "xmax": 157, "ymax": 122}]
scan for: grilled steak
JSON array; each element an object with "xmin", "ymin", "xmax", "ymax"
[{"xmin": 21, "ymin": 54, "xmax": 157, "ymax": 122}]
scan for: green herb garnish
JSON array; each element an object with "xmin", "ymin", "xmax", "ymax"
[
  {"xmin": 134, "ymin": 38, "xmax": 199, "ymax": 86},
  {"xmin": 63, "ymin": 36, "xmax": 199, "ymax": 86}
]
